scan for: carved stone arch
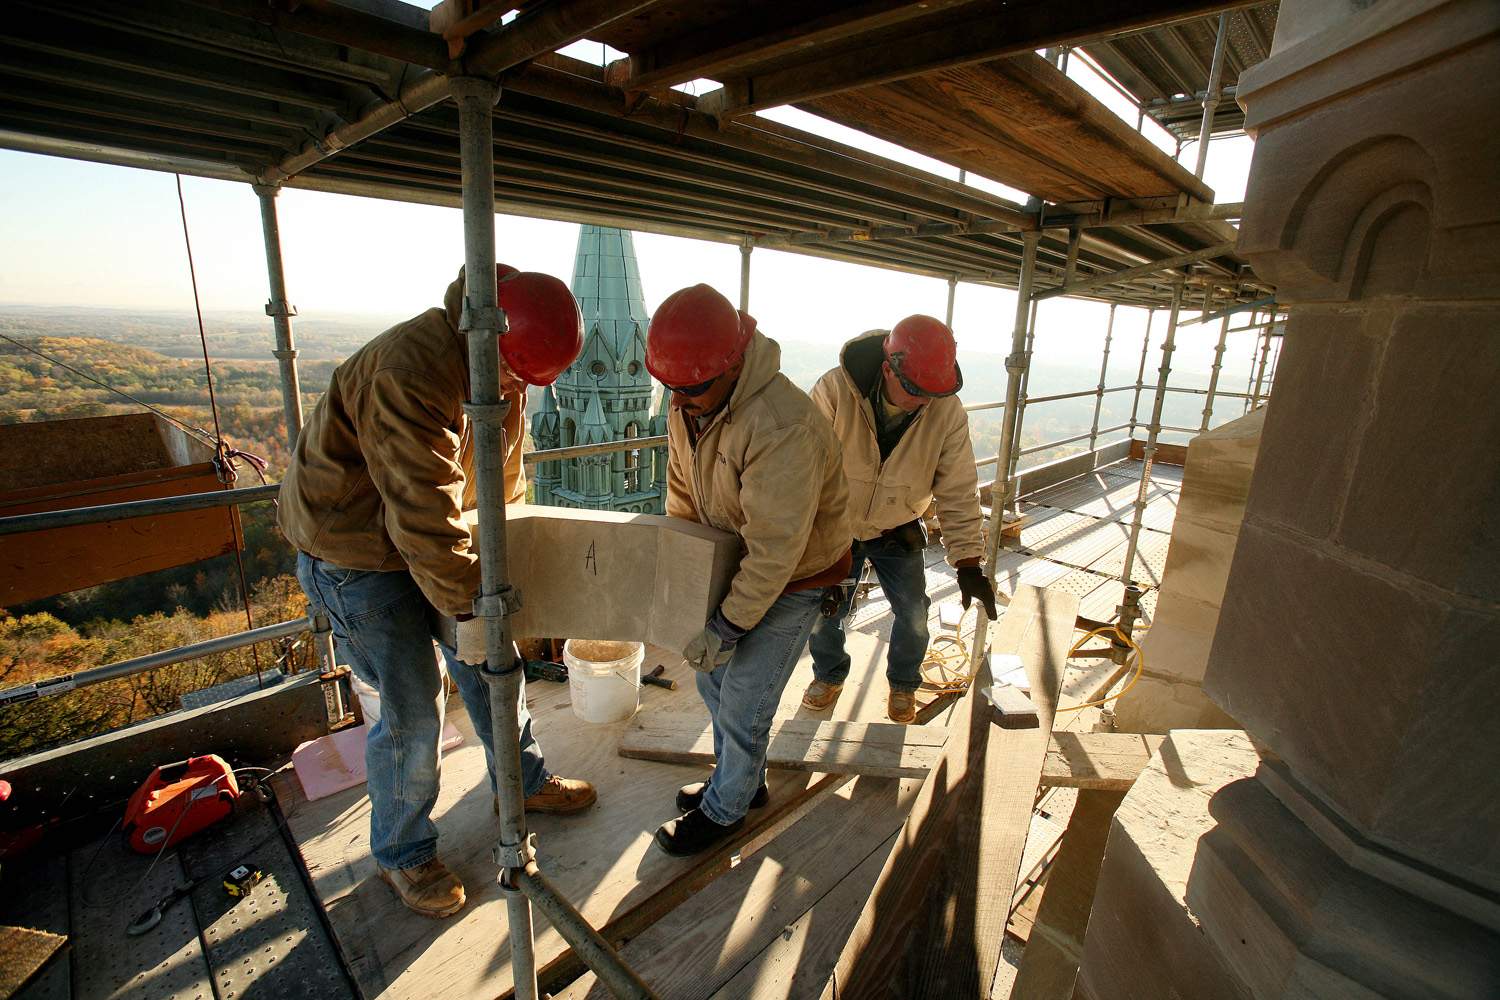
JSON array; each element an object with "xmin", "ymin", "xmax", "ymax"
[{"xmin": 1275, "ymin": 134, "xmax": 1438, "ymax": 300}]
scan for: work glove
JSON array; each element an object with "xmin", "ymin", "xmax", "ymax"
[
  {"xmin": 683, "ymin": 609, "xmax": 747, "ymax": 673},
  {"xmin": 454, "ymin": 615, "xmax": 522, "ymax": 670},
  {"xmin": 957, "ymin": 565, "xmax": 998, "ymax": 621}
]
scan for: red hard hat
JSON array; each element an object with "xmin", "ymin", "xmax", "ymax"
[
  {"xmin": 884, "ymin": 314, "xmax": 962, "ymax": 397},
  {"xmin": 495, "ymin": 267, "xmax": 583, "ymax": 387},
  {"xmin": 645, "ymin": 284, "xmax": 754, "ymax": 386}
]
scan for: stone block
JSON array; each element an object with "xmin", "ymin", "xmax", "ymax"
[
  {"xmin": 1206, "ymin": 523, "xmax": 1500, "ymax": 893},
  {"xmin": 1075, "ymin": 730, "xmax": 1257, "ymax": 1000},
  {"xmin": 1243, "ymin": 309, "xmax": 1378, "ymax": 540},
  {"xmin": 436, "ymin": 505, "xmax": 739, "ymax": 655},
  {"xmin": 1077, "ymin": 730, "xmax": 1500, "ymax": 1000},
  {"xmin": 1337, "ymin": 305, "xmax": 1500, "ymax": 601},
  {"xmin": 1237, "ymin": 3, "xmax": 1500, "ymax": 305},
  {"xmin": 1115, "ymin": 411, "xmax": 1260, "ymax": 733}
]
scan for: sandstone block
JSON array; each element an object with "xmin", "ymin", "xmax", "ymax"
[
  {"xmin": 1206, "ymin": 523, "xmax": 1500, "ymax": 893},
  {"xmin": 436, "ymin": 505, "xmax": 739, "ymax": 655}
]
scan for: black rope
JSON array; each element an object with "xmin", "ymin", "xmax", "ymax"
[{"xmin": 174, "ymin": 175, "xmax": 264, "ymax": 688}]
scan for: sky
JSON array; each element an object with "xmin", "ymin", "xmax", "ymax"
[{"xmin": 0, "ymin": 35, "xmax": 1256, "ymax": 376}]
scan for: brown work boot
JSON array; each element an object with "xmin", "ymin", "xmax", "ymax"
[
  {"xmin": 888, "ymin": 689, "xmax": 917, "ymax": 724},
  {"xmin": 801, "ymin": 680, "xmax": 843, "ymax": 711},
  {"xmin": 523, "ymin": 775, "xmax": 597, "ymax": 815},
  {"xmin": 378, "ymin": 858, "xmax": 465, "ymax": 919}
]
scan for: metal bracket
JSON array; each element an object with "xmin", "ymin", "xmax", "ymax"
[
  {"xmin": 1005, "ymin": 351, "xmax": 1028, "ymax": 374},
  {"xmin": 460, "ymin": 299, "xmax": 508, "ymax": 334},
  {"xmin": 473, "ymin": 585, "xmax": 522, "ymax": 619},
  {"xmin": 493, "ymin": 832, "xmax": 536, "ymax": 871},
  {"xmin": 265, "ymin": 300, "xmax": 298, "ymax": 319},
  {"xmin": 463, "ymin": 399, "xmax": 511, "ymax": 427}
]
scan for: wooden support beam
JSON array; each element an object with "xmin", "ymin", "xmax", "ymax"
[
  {"xmin": 619, "ymin": 713, "xmax": 948, "ymax": 779},
  {"xmin": 622, "ymin": 0, "xmax": 972, "ymax": 92},
  {"xmin": 700, "ymin": 1, "xmax": 1254, "ymax": 117},
  {"xmin": 1008, "ymin": 789, "xmax": 1128, "ymax": 999},
  {"xmin": 1040, "ymin": 732, "xmax": 1165, "ymax": 791},
  {"xmin": 824, "ymin": 585, "xmax": 1078, "ymax": 998}
]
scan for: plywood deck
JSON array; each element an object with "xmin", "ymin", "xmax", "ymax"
[{"xmin": 278, "ymin": 457, "xmax": 1177, "ymax": 999}]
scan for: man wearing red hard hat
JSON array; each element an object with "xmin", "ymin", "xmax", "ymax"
[
  {"xmin": 801, "ymin": 316, "xmax": 996, "ymax": 724},
  {"xmin": 646, "ymin": 284, "xmax": 851, "ymax": 856},
  {"xmin": 280, "ymin": 265, "xmax": 596, "ymax": 918}
]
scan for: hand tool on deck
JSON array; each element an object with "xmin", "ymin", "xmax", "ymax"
[
  {"xmin": 523, "ymin": 659, "xmax": 568, "ymax": 683},
  {"xmin": 641, "ymin": 664, "xmax": 676, "ymax": 690}
]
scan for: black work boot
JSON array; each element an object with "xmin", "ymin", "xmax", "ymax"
[
  {"xmin": 676, "ymin": 780, "xmax": 770, "ymax": 813},
  {"xmin": 654, "ymin": 807, "xmax": 743, "ymax": 857}
]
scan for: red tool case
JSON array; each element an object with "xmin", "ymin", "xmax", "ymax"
[{"xmin": 122, "ymin": 755, "xmax": 239, "ymax": 854}]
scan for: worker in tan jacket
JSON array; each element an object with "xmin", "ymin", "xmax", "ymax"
[
  {"xmin": 801, "ymin": 318, "xmax": 997, "ymax": 724},
  {"xmin": 646, "ymin": 284, "xmax": 851, "ymax": 856},
  {"xmin": 279, "ymin": 265, "xmax": 595, "ymax": 919}
]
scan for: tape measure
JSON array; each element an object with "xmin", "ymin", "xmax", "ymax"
[{"xmin": 223, "ymin": 863, "xmax": 264, "ymax": 898}]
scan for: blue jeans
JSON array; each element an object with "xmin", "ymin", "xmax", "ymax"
[
  {"xmin": 808, "ymin": 536, "xmax": 931, "ymax": 692},
  {"xmin": 296, "ymin": 552, "xmax": 548, "ymax": 870},
  {"xmin": 696, "ymin": 589, "xmax": 823, "ymax": 826}
]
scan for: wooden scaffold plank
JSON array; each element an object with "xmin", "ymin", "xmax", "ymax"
[{"xmin": 821, "ymin": 585, "xmax": 1078, "ymax": 999}]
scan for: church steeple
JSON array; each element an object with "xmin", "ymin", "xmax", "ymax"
[{"xmin": 537, "ymin": 225, "xmax": 663, "ymax": 515}]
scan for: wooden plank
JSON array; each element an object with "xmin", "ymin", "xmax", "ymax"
[
  {"xmin": 803, "ymin": 54, "xmax": 1214, "ymax": 203},
  {"xmin": 710, "ymin": 828, "xmax": 899, "ymax": 1000},
  {"xmin": 0, "ymin": 467, "xmax": 241, "ymax": 606},
  {"xmin": 1007, "ymin": 790, "xmax": 1128, "ymax": 1000},
  {"xmin": 0, "ymin": 926, "xmax": 65, "ymax": 1000},
  {"xmin": 1129, "ymin": 439, "xmax": 1189, "ymax": 465},
  {"xmin": 557, "ymin": 774, "xmax": 923, "ymax": 1000},
  {"xmin": 619, "ymin": 713, "xmax": 948, "ymax": 778},
  {"xmin": 1041, "ymin": 732, "xmax": 1165, "ymax": 791},
  {"xmin": 0, "ymin": 851, "xmax": 68, "ymax": 1000},
  {"xmin": 824, "ymin": 585, "xmax": 1078, "ymax": 998}
]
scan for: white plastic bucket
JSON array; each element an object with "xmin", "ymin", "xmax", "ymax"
[{"xmin": 563, "ymin": 639, "xmax": 644, "ymax": 724}]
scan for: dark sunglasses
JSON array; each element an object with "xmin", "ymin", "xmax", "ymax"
[
  {"xmin": 887, "ymin": 355, "xmax": 963, "ymax": 399},
  {"xmin": 662, "ymin": 373, "xmax": 720, "ymax": 397}
]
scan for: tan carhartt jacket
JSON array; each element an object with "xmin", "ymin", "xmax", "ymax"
[
  {"xmin": 810, "ymin": 330, "xmax": 984, "ymax": 566},
  {"xmin": 666, "ymin": 331, "xmax": 851, "ymax": 631},
  {"xmin": 278, "ymin": 269, "xmax": 526, "ymax": 616}
]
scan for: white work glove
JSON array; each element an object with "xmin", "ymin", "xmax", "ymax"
[
  {"xmin": 683, "ymin": 610, "xmax": 747, "ymax": 673},
  {"xmin": 455, "ymin": 615, "xmax": 488, "ymax": 666}
]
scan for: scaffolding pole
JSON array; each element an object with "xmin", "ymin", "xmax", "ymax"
[
  {"xmin": 452, "ymin": 77, "xmax": 653, "ymax": 1000},
  {"xmin": 1194, "ymin": 12, "xmax": 1231, "ymax": 180},
  {"xmin": 254, "ymin": 184, "xmax": 304, "ymax": 453},
  {"xmin": 945, "ymin": 273, "xmax": 957, "ymax": 328},
  {"xmin": 1128, "ymin": 308, "xmax": 1156, "ymax": 437},
  {"xmin": 970, "ymin": 231, "xmax": 1040, "ymax": 671},
  {"xmin": 1119, "ymin": 279, "xmax": 1184, "ymax": 586},
  {"xmin": 1006, "ymin": 298, "xmax": 1040, "ymax": 481},
  {"xmin": 1252, "ymin": 328, "xmax": 1275, "ymax": 407},
  {"xmin": 1199, "ymin": 310, "xmax": 1231, "ymax": 433},
  {"xmin": 739, "ymin": 239, "xmax": 752, "ymax": 312},
  {"xmin": 1088, "ymin": 304, "xmax": 1117, "ymax": 450}
]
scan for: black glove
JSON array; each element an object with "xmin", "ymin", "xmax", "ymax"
[{"xmin": 957, "ymin": 565, "xmax": 998, "ymax": 620}]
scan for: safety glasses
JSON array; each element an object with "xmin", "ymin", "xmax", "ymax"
[
  {"xmin": 887, "ymin": 355, "xmax": 963, "ymax": 398},
  {"xmin": 662, "ymin": 373, "xmax": 720, "ymax": 397}
]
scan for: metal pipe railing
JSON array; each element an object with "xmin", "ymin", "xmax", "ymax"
[
  {"xmin": 1194, "ymin": 12, "xmax": 1231, "ymax": 180},
  {"xmin": 0, "ymin": 616, "xmax": 312, "ymax": 708},
  {"xmin": 1088, "ymin": 304, "xmax": 1117, "ymax": 451},
  {"xmin": 1119, "ymin": 279, "xmax": 1184, "ymax": 586},
  {"xmin": 1023, "ymin": 385, "xmax": 1134, "ymax": 406},
  {"xmin": 970, "ymin": 230, "xmax": 1040, "ymax": 673},
  {"xmin": 1018, "ymin": 422, "xmax": 1133, "ymax": 457},
  {"xmin": 522, "ymin": 435, "xmax": 666, "ymax": 467},
  {"xmin": 0, "ymin": 483, "xmax": 280, "ymax": 537}
]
